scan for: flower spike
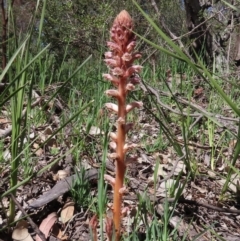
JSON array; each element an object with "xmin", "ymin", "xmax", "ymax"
[{"xmin": 103, "ymin": 10, "xmax": 143, "ymax": 240}]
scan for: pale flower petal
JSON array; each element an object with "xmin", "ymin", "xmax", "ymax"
[
  {"xmin": 125, "ymin": 65, "xmax": 143, "ymax": 77},
  {"xmin": 112, "ymin": 67, "xmax": 124, "ymax": 76},
  {"xmin": 105, "ymin": 59, "xmax": 118, "ymax": 68},
  {"xmin": 113, "ymin": 10, "xmax": 133, "ymax": 30},
  {"xmin": 117, "ymin": 117, "xmax": 125, "ymax": 125},
  {"xmin": 126, "ymin": 83, "xmax": 135, "ymax": 91},
  {"xmin": 105, "ymin": 217, "xmax": 113, "ymax": 241},
  {"xmin": 104, "ymin": 174, "xmax": 115, "ymax": 188},
  {"xmin": 119, "ymin": 186, "xmax": 127, "ymax": 194},
  {"xmin": 124, "ymin": 143, "xmax": 138, "ymax": 152},
  {"xmin": 121, "ymin": 207, "xmax": 130, "ymax": 217},
  {"xmin": 108, "ymin": 152, "xmax": 118, "ymax": 159},
  {"xmin": 105, "ymin": 89, "xmax": 120, "ymax": 98},
  {"xmin": 105, "ymin": 52, "xmax": 113, "ymax": 58},
  {"xmin": 109, "ymin": 141, "xmax": 117, "ymax": 150},
  {"xmin": 126, "ymin": 101, "xmax": 143, "ymax": 113},
  {"xmin": 126, "ymin": 41, "xmax": 136, "ymax": 52},
  {"xmin": 109, "ymin": 132, "xmax": 117, "ymax": 142},
  {"xmin": 122, "ymin": 53, "xmax": 132, "ymax": 62},
  {"xmin": 102, "ymin": 74, "xmax": 119, "ymax": 86},
  {"xmin": 132, "ymin": 53, "xmax": 142, "ymax": 59},
  {"xmin": 107, "ymin": 41, "xmax": 122, "ymax": 52}
]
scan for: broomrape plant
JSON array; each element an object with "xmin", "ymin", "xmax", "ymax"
[{"xmin": 103, "ymin": 10, "xmax": 143, "ymax": 240}]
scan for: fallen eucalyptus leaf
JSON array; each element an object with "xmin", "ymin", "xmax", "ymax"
[
  {"xmin": 60, "ymin": 202, "xmax": 75, "ymax": 224},
  {"xmin": 36, "ymin": 212, "xmax": 57, "ymax": 241}
]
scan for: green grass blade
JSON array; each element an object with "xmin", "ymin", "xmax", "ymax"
[{"xmin": 0, "ymin": 35, "xmax": 30, "ymax": 83}]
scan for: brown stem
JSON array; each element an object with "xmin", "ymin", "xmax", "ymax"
[
  {"xmin": 113, "ymin": 161, "xmax": 125, "ymax": 239},
  {"xmin": 113, "ymin": 79, "xmax": 126, "ymax": 240}
]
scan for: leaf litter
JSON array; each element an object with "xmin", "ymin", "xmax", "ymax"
[{"xmin": 1, "ymin": 83, "xmax": 240, "ymax": 240}]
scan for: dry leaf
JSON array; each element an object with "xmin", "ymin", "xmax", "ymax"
[
  {"xmin": 3, "ymin": 149, "xmax": 11, "ymax": 161},
  {"xmin": 2, "ymin": 197, "xmax": 9, "ymax": 208},
  {"xmin": 191, "ymin": 182, "xmax": 207, "ymax": 193},
  {"xmin": 169, "ymin": 215, "xmax": 198, "ymax": 238},
  {"xmin": 29, "ymin": 132, "xmax": 35, "ymax": 139},
  {"xmin": 33, "ymin": 143, "xmax": 39, "ymax": 149},
  {"xmin": 33, "ymin": 143, "xmax": 43, "ymax": 157},
  {"xmin": 51, "ymin": 223, "xmax": 69, "ymax": 240},
  {"xmin": 173, "ymin": 161, "xmax": 186, "ymax": 175},
  {"xmin": 229, "ymin": 139, "xmax": 237, "ymax": 149},
  {"xmin": 204, "ymin": 154, "xmax": 210, "ymax": 166},
  {"xmin": 193, "ymin": 87, "xmax": 204, "ymax": 97},
  {"xmin": 155, "ymin": 164, "xmax": 168, "ymax": 177},
  {"xmin": 218, "ymin": 174, "xmax": 239, "ymax": 192},
  {"xmin": 36, "ymin": 212, "xmax": 57, "ymax": 241},
  {"xmin": 88, "ymin": 126, "xmax": 101, "ymax": 136},
  {"xmin": 15, "ymin": 220, "xmax": 28, "ymax": 229},
  {"xmin": 35, "ymin": 148, "xmax": 43, "ymax": 157},
  {"xmin": 60, "ymin": 203, "xmax": 75, "ymax": 224},
  {"xmin": 159, "ymin": 153, "xmax": 171, "ymax": 164},
  {"xmin": 53, "ymin": 170, "xmax": 68, "ymax": 181},
  {"xmin": 207, "ymin": 170, "xmax": 216, "ymax": 178},
  {"xmin": 152, "ymin": 159, "xmax": 186, "ymax": 181},
  {"xmin": 44, "ymin": 126, "xmax": 53, "ymax": 135},
  {"xmin": 39, "ymin": 126, "xmax": 57, "ymax": 147},
  {"xmin": 156, "ymin": 179, "xmax": 184, "ymax": 197},
  {"xmin": 0, "ymin": 117, "xmax": 10, "ymax": 128},
  {"xmin": 12, "ymin": 220, "xmax": 33, "ymax": 241}
]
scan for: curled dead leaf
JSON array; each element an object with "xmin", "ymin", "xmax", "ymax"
[{"xmin": 36, "ymin": 212, "xmax": 57, "ymax": 241}]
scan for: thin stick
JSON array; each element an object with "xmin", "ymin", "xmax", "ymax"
[{"xmin": 10, "ymin": 193, "xmax": 46, "ymax": 241}]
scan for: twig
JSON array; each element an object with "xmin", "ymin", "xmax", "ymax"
[
  {"xmin": 10, "ymin": 193, "xmax": 46, "ymax": 241},
  {"xmin": 142, "ymin": 80, "xmax": 239, "ymax": 123},
  {"xmin": 178, "ymin": 197, "xmax": 240, "ymax": 214},
  {"xmin": 150, "ymin": 0, "xmax": 192, "ymax": 60},
  {"xmin": 140, "ymin": 82, "xmax": 239, "ymax": 136},
  {"xmin": 189, "ymin": 114, "xmax": 203, "ymax": 131},
  {"xmin": 160, "ymin": 88, "xmax": 239, "ymax": 123},
  {"xmin": 62, "ymin": 200, "xmax": 95, "ymax": 236},
  {"xmin": 140, "ymin": 82, "xmax": 201, "ymax": 117}
]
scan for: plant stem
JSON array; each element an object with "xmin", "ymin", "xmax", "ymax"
[{"xmin": 113, "ymin": 79, "xmax": 126, "ymax": 239}]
